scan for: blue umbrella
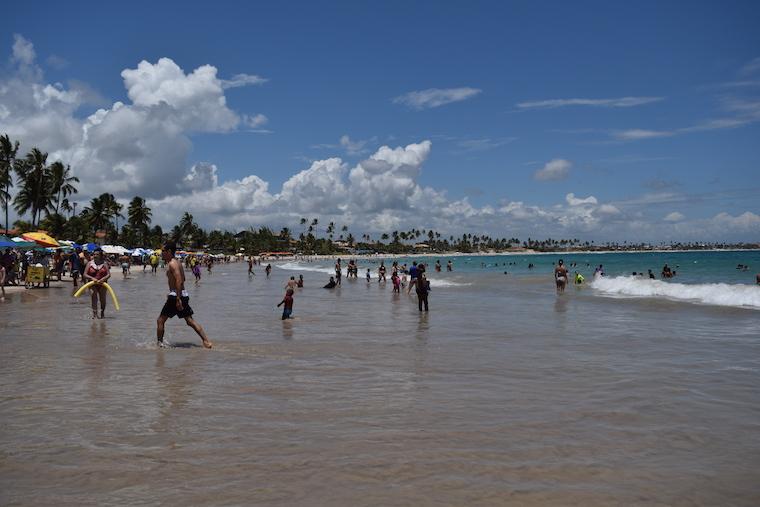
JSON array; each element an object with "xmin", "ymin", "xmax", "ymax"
[
  {"xmin": 0, "ymin": 235, "xmax": 17, "ymax": 248},
  {"xmin": 84, "ymin": 243, "xmax": 98, "ymax": 252}
]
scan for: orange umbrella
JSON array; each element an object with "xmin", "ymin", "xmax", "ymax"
[{"xmin": 22, "ymin": 231, "xmax": 60, "ymax": 248}]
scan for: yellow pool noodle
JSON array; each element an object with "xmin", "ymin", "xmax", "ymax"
[
  {"xmin": 73, "ymin": 281, "xmax": 120, "ymax": 311},
  {"xmin": 73, "ymin": 281, "xmax": 95, "ymax": 298}
]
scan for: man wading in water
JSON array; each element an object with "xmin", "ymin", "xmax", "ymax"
[{"xmin": 156, "ymin": 241, "xmax": 213, "ymax": 349}]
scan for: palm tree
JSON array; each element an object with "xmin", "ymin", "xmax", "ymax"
[
  {"xmin": 14, "ymin": 148, "xmax": 54, "ymax": 227},
  {"xmin": 82, "ymin": 193, "xmax": 123, "ymax": 239},
  {"xmin": 0, "ymin": 134, "xmax": 19, "ymax": 233},
  {"xmin": 174, "ymin": 212, "xmax": 196, "ymax": 245},
  {"xmin": 127, "ymin": 196, "xmax": 152, "ymax": 245},
  {"xmin": 49, "ymin": 162, "xmax": 79, "ymax": 216}
]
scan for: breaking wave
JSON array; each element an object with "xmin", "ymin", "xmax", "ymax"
[
  {"xmin": 277, "ymin": 262, "xmax": 334, "ymax": 275},
  {"xmin": 276, "ymin": 262, "xmax": 469, "ymax": 287},
  {"xmin": 591, "ymin": 276, "xmax": 760, "ymax": 310}
]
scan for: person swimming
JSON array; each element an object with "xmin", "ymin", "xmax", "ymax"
[
  {"xmin": 574, "ymin": 271, "xmax": 584, "ymax": 284},
  {"xmin": 323, "ymin": 276, "xmax": 337, "ymax": 289}
]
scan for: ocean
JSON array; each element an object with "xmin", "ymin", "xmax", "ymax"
[{"xmin": 1, "ymin": 250, "xmax": 758, "ymax": 505}]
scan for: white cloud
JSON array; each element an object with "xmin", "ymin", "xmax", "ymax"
[
  {"xmin": 597, "ymin": 204, "xmax": 621, "ymax": 215},
  {"xmin": 11, "ymin": 34, "xmax": 35, "ymax": 65},
  {"xmin": 179, "ymin": 163, "xmax": 218, "ymax": 193},
  {"xmin": 534, "ymin": 159, "xmax": 571, "ymax": 181},
  {"xmin": 517, "ymin": 96, "xmax": 663, "ymax": 110},
  {"xmin": 220, "ymin": 73, "xmax": 268, "ymax": 89},
  {"xmin": 243, "ymin": 113, "xmax": 268, "ymax": 128},
  {"xmin": 393, "ymin": 87, "xmax": 481, "ymax": 110},
  {"xmin": 279, "ymin": 158, "xmax": 348, "ymax": 214},
  {"xmin": 613, "ymin": 129, "xmax": 674, "ymax": 140},
  {"xmin": 121, "ymin": 58, "xmax": 240, "ymax": 132},
  {"xmin": 340, "ymin": 135, "xmax": 369, "ymax": 155},
  {"xmin": 566, "ymin": 193, "xmax": 598, "ymax": 206},
  {"xmin": 0, "ymin": 40, "xmax": 268, "ymax": 199},
  {"xmin": 709, "ymin": 211, "xmax": 760, "ymax": 229},
  {"xmin": 2, "ymin": 37, "xmax": 757, "ymax": 244},
  {"xmin": 664, "ymin": 211, "xmax": 684, "ymax": 222}
]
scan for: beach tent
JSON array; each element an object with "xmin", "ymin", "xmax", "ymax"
[
  {"xmin": 101, "ymin": 245, "xmax": 127, "ymax": 255},
  {"xmin": 0, "ymin": 235, "xmax": 22, "ymax": 248},
  {"xmin": 9, "ymin": 237, "xmax": 38, "ymax": 249},
  {"xmin": 22, "ymin": 231, "xmax": 60, "ymax": 248}
]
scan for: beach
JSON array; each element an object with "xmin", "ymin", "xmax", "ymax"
[{"xmin": 1, "ymin": 251, "xmax": 759, "ymax": 506}]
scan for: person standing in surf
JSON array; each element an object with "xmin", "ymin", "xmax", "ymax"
[
  {"xmin": 554, "ymin": 259, "xmax": 569, "ymax": 293},
  {"xmin": 156, "ymin": 241, "xmax": 213, "ymax": 349},
  {"xmin": 277, "ymin": 288, "xmax": 295, "ymax": 320},
  {"xmin": 84, "ymin": 248, "xmax": 111, "ymax": 319}
]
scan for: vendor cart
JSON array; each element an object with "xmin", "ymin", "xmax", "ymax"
[{"xmin": 25, "ymin": 265, "xmax": 50, "ymax": 288}]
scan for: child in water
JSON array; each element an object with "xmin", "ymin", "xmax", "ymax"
[
  {"xmin": 277, "ymin": 288, "xmax": 294, "ymax": 319},
  {"xmin": 366, "ymin": 268, "xmax": 371, "ymax": 282},
  {"xmin": 391, "ymin": 272, "xmax": 400, "ymax": 293}
]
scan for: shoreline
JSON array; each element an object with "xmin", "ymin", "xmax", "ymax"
[{"xmin": 269, "ymin": 247, "xmax": 760, "ymax": 262}]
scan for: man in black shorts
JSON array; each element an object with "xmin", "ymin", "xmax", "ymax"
[{"xmin": 157, "ymin": 241, "xmax": 213, "ymax": 349}]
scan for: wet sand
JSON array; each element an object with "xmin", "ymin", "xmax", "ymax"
[{"xmin": 1, "ymin": 262, "xmax": 759, "ymax": 506}]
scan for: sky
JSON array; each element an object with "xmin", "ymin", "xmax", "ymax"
[{"xmin": 2, "ymin": 1, "xmax": 759, "ymax": 242}]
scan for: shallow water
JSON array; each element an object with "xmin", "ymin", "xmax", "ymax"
[{"xmin": 1, "ymin": 255, "xmax": 759, "ymax": 506}]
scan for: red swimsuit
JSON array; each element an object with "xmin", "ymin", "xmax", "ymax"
[{"xmin": 86, "ymin": 262, "xmax": 109, "ymax": 280}]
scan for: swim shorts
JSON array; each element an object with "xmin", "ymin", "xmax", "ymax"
[{"xmin": 161, "ymin": 295, "xmax": 194, "ymax": 319}]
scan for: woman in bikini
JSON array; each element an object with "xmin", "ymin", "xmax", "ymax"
[{"xmin": 84, "ymin": 248, "xmax": 111, "ymax": 318}]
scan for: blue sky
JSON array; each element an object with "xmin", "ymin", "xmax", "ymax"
[{"xmin": 2, "ymin": 1, "xmax": 759, "ymax": 241}]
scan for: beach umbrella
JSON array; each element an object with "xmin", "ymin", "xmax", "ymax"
[
  {"xmin": 22, "ymin": 231, "xmax": 60, "ymax": 248},
  {"xmin": 7, "ymin": 236, "xmax": 37, "ymax": 249},
  {"xmin": 0, "ymin": 235, "xmax": 20, "ymax": 248},
  {"xmin": 84, "ymin": 243, "xmax": 98, "ymax": 252}
]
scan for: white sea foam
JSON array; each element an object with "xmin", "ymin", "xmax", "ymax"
[
  {"xmin": 276, "ymin": 262, "xmax": 469, "ymax": 287},
  {"xmin": 591, "ymin": 276, "xmax": 760, "ymax": 310},
  {"xmin": 426, "ymin": 278, "xmax": 470, "ymax": 288},
  {"xmin": 277, "ymin": 262, "xmax": 335, "ymax": 275}
]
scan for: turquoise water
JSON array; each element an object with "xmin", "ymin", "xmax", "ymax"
[{"xmin": 385, "ymin": 250, "xmax": 760, "ymax": 284}]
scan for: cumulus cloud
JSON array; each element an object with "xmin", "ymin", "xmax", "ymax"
[
  {"xmin": 179, "ymin": 163, "xmax": 218, "ymax": 193},
  {"xmin": 664, "ymin": 211, "xmax": 684, "ymax": 222},
  {"xmin": 534, "ymin": 159, "xmax": 571, "ymax": 181},
  {"xmin": 393, "ymin": 87, "xmax": 481, "ymax": 110},
  {"xmin": 710, "ymin": 211, "xmax": 760, "ymax": 228},
  {"xmin": 517, "ymin": 96, "xmax": 663, "ymax": 110},
  {"xmin": 0, "ymin": 38, "xmax": 267, "ymax": 199},
  {"xmin": 2, "ymin": 37, "xmax": 756, "ymax": 243},
  {"xmin": 242, "ymin": 113, "xmax": 268, "ymax": 129},
  {"xmin": 566, "ymin": 193, "xmax": 598, "ymax": 206},
  {"xmin": 121, "ymin": 58, "xmax": 240, "ymax": 132}
]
